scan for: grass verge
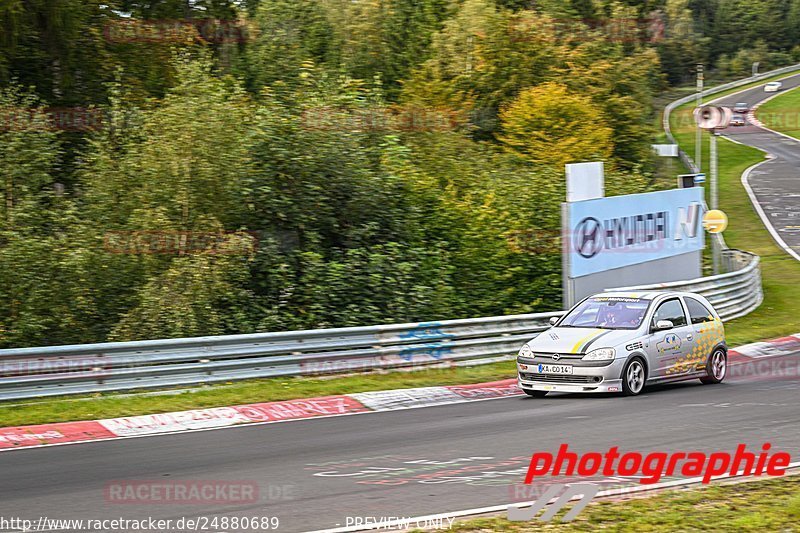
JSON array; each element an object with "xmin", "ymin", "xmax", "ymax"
[
  {"xmin": 450, "ymin": 474, "xmax": 800, "ymax": 531},
  {"xmin": 0, "ymin": 360, "xmax": 515, "ymax": 427},
  {"xmin": 757, "ymin": 84, "xmax": 800, "ymax": 138},
  {"xmin": 669, "ymin": 68, "xmax": 800, "ymax": 141}
]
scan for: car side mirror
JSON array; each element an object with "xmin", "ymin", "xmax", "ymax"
[
  {"xmin": 653, "ymin": 319, "xmax": 673, "ymax": 331},
  {"xmin": 549, "ymin": 316, "xmax": 559, "ymax": 326}
]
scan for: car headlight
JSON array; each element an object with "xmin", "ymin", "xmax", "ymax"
[
  {"xmin": 582, "ymin": 347, "xmax": 616, "ymax": 361},
  {"xmin": 518, "ymin": 343, "xmax": 533, "ymax": 358}
]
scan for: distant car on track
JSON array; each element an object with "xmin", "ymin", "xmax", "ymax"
[
  {"xmin": 764, "ymin": 81, "xmax": 783, "ymax": 92},
  {"xmin": 517, "ymin": 291, "xmax": 726, "ymax": 397},
  {"xmin": 733, "ymin": 102, "xmax": 749, "ymax": 113},
  {"xmin": 730, "ymin": 114, "xmax": 746, "ymax": 126}
]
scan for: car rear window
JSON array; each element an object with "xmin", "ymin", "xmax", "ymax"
[{"xmin": 685, "ymin": 297, "xmax": 715, "ymax": 325}]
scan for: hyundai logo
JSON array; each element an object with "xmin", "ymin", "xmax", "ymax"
[
  {"xmin": 552, "ymin": 354, "xmax": 561, "ymax": 361},
  {"xmin": 574, "ymin": 217, "xmax": 603, "ymax": 258}
]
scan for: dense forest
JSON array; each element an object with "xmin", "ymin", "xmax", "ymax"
[{"xmin": 1, "ymin": 0, "xmax": 798, "ymax": 347}]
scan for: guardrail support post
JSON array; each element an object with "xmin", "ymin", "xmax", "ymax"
[{"xmin": 695, "ymin": 64, "xmax": 704, "ymax": 171}]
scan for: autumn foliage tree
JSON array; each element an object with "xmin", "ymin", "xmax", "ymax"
[{"xmin": 497, "ymin": 83, "xmax": 613, "ymax": 167}]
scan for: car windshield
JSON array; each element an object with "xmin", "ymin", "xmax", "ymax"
[{"xmin": 558, "ymin": 296, "xmax": 650, "ymax": 330}]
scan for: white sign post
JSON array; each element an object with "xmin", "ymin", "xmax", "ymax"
[{"xmin": 565, "ymin": 162, "xmax": 604, "ymax": 203}]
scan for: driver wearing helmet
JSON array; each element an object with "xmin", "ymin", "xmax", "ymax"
[{"xmin": 599, "ymin": 303, "xmax": 642, "ymax": 327}]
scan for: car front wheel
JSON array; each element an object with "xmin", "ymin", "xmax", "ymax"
[
  {"xmin": 700, "ymin": 349, "xmax": 726, "ymax": 384},
  {"xmin": 622, "ymin": 357, "xmax": 646, "ymax": 396}
]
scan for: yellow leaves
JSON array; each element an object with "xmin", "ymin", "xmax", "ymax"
[{"xmin": 497, "ymin": 82, "xmax": 613, "ymax": 167}]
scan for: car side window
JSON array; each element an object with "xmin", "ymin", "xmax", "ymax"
[
  {"xmin": 651, "ymin": 298, "xmax": 687, "ymax": 328},
  {"xmin": 685, "ymin": 297, "xmax": 714, "ymax": 325}
]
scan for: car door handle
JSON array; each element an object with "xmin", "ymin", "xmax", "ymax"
[{"xmin": 687, "ymin": 334, "xmax": 693, "ymax": 340}]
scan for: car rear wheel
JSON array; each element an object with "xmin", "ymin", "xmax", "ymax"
[
  {"xmin": 523, "ymin": 389, "xmax": 548, "ymax": 398},
  {"xmin": 622, "ymin": 357, "xmax": 646, "ymax": 396},
  {"xmin": 700, "ymin": 349, "xmax": 726, "ymax": 384}
]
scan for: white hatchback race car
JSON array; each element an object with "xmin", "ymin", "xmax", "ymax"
[{"xmin": 517, "ymin": 291, "xmax": 726, "ymax": 397}]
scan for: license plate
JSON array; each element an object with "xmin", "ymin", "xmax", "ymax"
[{"xmin": 533, "ymin": 364, "xmax": 573, "ymax": 375}]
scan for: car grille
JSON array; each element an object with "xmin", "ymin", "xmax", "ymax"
[
  {"xmin": 521, "ymin": 353, "xmax": 584, "ymax": 363},
  {"xmin": 520, "ymin": 373, "xmax": 602, "ymax": 384}
]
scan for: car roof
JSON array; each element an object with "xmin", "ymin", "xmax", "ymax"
[
  {"xmin": 590, "ymin": 291, "xmax": 664, "ymax": 300},
  {"xmin": 592, "ymin": 290, "xmax": 710, "ymax": 302}
]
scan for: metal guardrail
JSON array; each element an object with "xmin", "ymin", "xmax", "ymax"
[
  {"xmin": 0, "ymin": 312, "xmax": 564, "ymax": 401},
  {"xmin": 663, "ymin": 62, "xmax": 800, "ymax": 172},
  {"xmin": 0, "ymin": 246, "xmax": 762, "ymax": 401},
  {"xmin": 608, "ymin": 249, "xmax": 762, "ymax": 322},
  {"xmin": 0, "ymin": 253, "xmax": 762, "ymax": 400}
]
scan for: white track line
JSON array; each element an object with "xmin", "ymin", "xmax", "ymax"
[
  {"xmin": 740, "ymin": 157, "xmax": 800, "ymax": 262},
  {"xmin": 306, "ymin": 464, "xmax": 800, "ymax": 532},
  {"xmin": 701, "ymin": 76, "xmax": 800, "ymax": 262}
]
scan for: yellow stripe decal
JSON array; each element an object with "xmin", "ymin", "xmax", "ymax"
[{"xmin": 571, "ymin": 329, "xmax": 603, "ymax": 353}]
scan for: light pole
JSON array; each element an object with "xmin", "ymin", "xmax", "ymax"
[
  {"xmin": 695, "ymin": 64, "xmax": 704, "ymax": 171},
  {"xmin": 709, "ymin": 129, "xmax": 719, "ymax": 274},
  {"xmin": 693, "ymin": 105, "xmax": 731, "ymax": 275}
]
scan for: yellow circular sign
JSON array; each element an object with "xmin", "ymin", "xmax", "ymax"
[{"xmin": 703, "ymin": 209, "xmax": 728, "ymax": 233}]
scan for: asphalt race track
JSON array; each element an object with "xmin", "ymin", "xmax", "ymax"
[
  {"xmin": 713, "ymin": 72, "xmax": 800, "ymax": 256},
  {"xmin": 4, "ymin": 79, "xmax": 800, "ymax": 533},
  {"xmin": 2, "ymin": 352, "xmax": 800, "ymax": 532}
]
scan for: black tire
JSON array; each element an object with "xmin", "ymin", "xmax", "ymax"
[
  {"xmin": 524, "ymin": 389, "xmax": 548, "ymax": 398},
  {"xmin": 700, "ymin": 348, "xmax": 727, "ymax": 384},
  {"xmin": 621, "ymin": 357, "xmax": 647, "ymax": 396}
]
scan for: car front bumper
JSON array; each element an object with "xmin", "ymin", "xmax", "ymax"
[{"xmin": 517, "ymin": 358, "xmax": 626, "ymax": 394}]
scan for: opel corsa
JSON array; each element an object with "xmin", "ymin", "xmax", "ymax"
[{"xmin": 517, "ymin": 291, "xmax": 727, "ymax": 397}]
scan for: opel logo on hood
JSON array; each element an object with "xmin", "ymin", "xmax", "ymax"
[
  {"xmin": 574, "ymin": 217, "xmax": 603, "ymax": 258},
  {"xmin": 552, "ymin": 354, "xmax": 561, "ymax": 361}
]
